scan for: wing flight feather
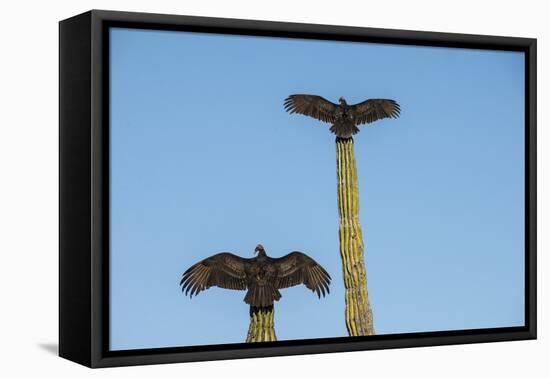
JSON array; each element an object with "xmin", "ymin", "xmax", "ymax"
[
  {"xmin": 351, "ymin": 99, "xmax": 400, "ymax": 125},
  {"xmin": 180, "ymin": 252, "xmax": 249, "ymax": 297},
  {"xmin": 284, "ymin": 94, "xmax": 339, "ymax": 124},
  {"xmin": 273, "ymin": 251, "xmax": 331, "ymax": 298}
]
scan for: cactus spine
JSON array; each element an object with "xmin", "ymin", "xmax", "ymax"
[
  {"xmin": 245, "ymin": 306, "xmax": 277, "ymax": 342},
  {"xmin": 336, "ymin": 137, "xmax": 375, "ymax": 336}
]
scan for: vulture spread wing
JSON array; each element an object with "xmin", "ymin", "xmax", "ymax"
[
  {"xmin": 180, "ymin": 252, "xmax": 249, "ymax": 298},
  {"xmin": 351, "ymin": 99, "xmax": 401, "ymax": 125},
  {"xmin": 274, "ymin": 252, "xmax": 331, "ymax": 298},
  {"xmin": 284, "ymin": 94, "xmax": 339, "ymax": 124}
]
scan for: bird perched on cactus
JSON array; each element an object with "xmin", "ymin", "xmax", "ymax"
[
  {"xmin": 284, "ymin": 93, "xmax": 401, "ymax": 336},
  {"xmin": 284, "ymin": 94, "xmax": 400, "ymax": 139},
  {"xmin": 180, "ymin": 244, "xmax": 331, "ymax": 307}
]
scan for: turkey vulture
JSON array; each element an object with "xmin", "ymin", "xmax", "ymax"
[
  {"xmin": 284, "ymin": 94, "xmax": 400, "ymax": 138},
  {"xmin": 180, "ymin": 244, "xmax": 331, "ymax": 307}
]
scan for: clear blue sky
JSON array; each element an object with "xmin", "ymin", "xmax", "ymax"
[{"xmin": 109, "ymin": 27, "xmax": 525, "ymax": 351}]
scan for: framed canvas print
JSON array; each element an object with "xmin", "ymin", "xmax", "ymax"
[{"xmin": 59, "ymin": 10, "xmax": 536, "ymax": 368}]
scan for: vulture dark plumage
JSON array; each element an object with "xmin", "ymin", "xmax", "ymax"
[
  {"xmin": 284, "ymin": 94, "xmax": 400, "ymax": 138},
  {"xmin": 180, "ymin": 244, "xmax": 331, "ymax": 307}
]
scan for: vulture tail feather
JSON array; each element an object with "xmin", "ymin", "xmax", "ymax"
[{"xmin": 244, "ymin": 285, "xmax": 282, "ymax": 307}]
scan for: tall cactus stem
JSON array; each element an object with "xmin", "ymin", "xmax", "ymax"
[
  {"xmin": 336, "ymin": 137, "xmax": 375, "ymax": 336},
  {"xmin": 245, "ymin": 305, "xmax": 277, "ymax": 342}
]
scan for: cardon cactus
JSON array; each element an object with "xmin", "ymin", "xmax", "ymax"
[
  {"xmin": 246, "ymin": 306, "xmax": 277, "ymax": 342},
  {"xmin": 336, "ymin": 138, "xmax": 375, "ymax": 336}
]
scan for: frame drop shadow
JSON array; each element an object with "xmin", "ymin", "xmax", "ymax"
[{"xmin": 38, "ymin": 343, "xmax": 58, "ymax": 355}]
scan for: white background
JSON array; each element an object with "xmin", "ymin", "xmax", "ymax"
[{"xmin": 0, "ymin": 0, "xmax": 547, "ymax": 376}]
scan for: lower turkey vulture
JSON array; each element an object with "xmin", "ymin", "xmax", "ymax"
[
  {"xmin": 180, "ymin": 244, "xmax": 331, "ymax": 307},
  {"xmin": 284, "ymin": 94, "xmax": 400, "ymax": 138}
]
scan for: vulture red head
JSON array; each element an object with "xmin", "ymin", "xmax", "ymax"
[{"xmin": 254, "ymin": 244, "xmax": 265, "ymax": 254}]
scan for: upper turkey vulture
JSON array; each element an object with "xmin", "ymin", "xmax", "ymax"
[
  {"xmin": 284, "ymin": 94, "xmax": 400, "ymax": 138},
  {"xmin": 180, "ymin": 244, "xmax": 331, "ymax": 307}
]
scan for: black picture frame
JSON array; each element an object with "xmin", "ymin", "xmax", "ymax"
[{"xmin": 59, "ymin": 9, "xmax": 537, "ymax": 368}]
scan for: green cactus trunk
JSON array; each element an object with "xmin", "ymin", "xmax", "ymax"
[
  {"xmin": 336, "ymin": 137, "xmax": 375, "ymax": 336},
  {"xmin": 245, "ymin": 306, "xmax": 277, "ymax": 342}
]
